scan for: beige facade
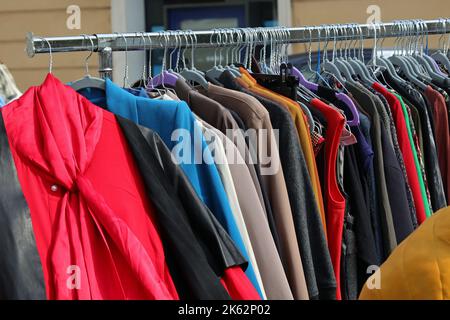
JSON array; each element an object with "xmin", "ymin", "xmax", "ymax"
[
  {"xmin": 0, "ymin": 0, "xmax": 449, "ymax": 90},
  {"xmin": 292, "ymin": 0, "xmax": 450, "ymax": 53},
  {"xmin": 0, "ymin": 0, "xmax": 111, "ymax": 91}
]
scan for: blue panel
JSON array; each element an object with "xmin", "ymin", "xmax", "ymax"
[{"xmin": 167, "ymin": 5, "xmax": 246, "ymax": 30}]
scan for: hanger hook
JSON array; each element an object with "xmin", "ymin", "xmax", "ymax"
[
  {"xmin": 115, "ymin": 32, "xmax": 129, "ymax": 87},
  {"xmin": 415, "ymin": 20, "xmax": 421, "ymax": 55},
  {"xmin": 39, "ymin": 37, "xmax": 53, "ymax": 73},
  {"xmin": 167, "ymin": 31, "xmax": 175, "ymax": 71},
  {"xmin": 316, "ymin": 26, "xmax": 322, "ymax": 70},
  {"xmin": 331, "ymin": 25, "xmax": 338, "ymax": 62},
  {"xmin": 223, "ymin": 28, "xmax": 229, "ymax": 67},
  {"xmin": 139, "ymin": 32, "xmax": 147, "ymax": 87},
  {"xmin": 357, "ymin": 24, "xmax": 364, "ymax": 62},
  {"xmin": 284, "ymin": 27, "xmax": 291, "ymax": 63},
  {"xmin": 321, "ymin": 25, "xmax": 328, "ymax": 62},
  {"xmin": 421, "ymin": 19, "xmax": 428, "ymax": 55},
  {"xmin": 210, "ymin": 29, "xmax": 217, "ymax": 67},
  {"xmin": 307, "ymin": 27, "xmax": 313, "ymax": 73},
  {"xmin": 81, "ymin": 34, "xmax": 94, "ymax": 76},
  {"xmin": 343, "ymin": 24, "xmax": 350, "ymax": 58},
  {"xmin": 350, "ymin": 23, "xmax": 357, "ymax": 58},
  {"xmin": 349, "ymin": 23, "xmax": 358, "ymax": 57},
  {"xmin": 188, "ymin": 30, "xmax": 197, "ymax": 70},
  {"xmin": 270, "ymin": 27, "xmax": 277, "ymax": 69},
  {"xmin": 146, "ymin": 32, "xmax": 153, "ymax": 82},
  {"xmin": 180, "ymin": 30, "xmax": 188, "ymax": 70},
  {"xmin": 174, "ymin": 30, "xmax": 181, "ymax": 72},
  {"xmin": 156, "ymin": 31, "xmax": 168, "ymax": 89}
]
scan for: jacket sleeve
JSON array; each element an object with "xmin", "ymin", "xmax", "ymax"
[
  {"xmin": 220, "ymin": 266, "xmax": 261, "ymax": 300},
  {"xmin": 139, "ymin": 121, "xmax": 248, "ymax": 274}
]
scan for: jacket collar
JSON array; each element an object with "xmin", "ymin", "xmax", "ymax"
[{"xmin": 2, "ymin": 73, "xmax": 103, "ymax": 190}]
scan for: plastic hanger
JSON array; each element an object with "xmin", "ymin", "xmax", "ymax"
[
  {"xmin": 148, "ymin": 31, "xmax": 178, "ymax": 88},
  {"xmin": 321, "ymin": 25, "xmax": 348, "ymax": 84},
  {"xmin": 222, "ymin": 28, "xmax": 241, "ymax": 77},
  {"xmin": 205, "ymin": 29, "xmax": 228, "ymax": 80},
  {"xmin": 257, "ymin": 27, "xmax": 270, "ymax": 73},
  {"xmin": 388, "ymin": 21, "xmax": 427, "ymax": 90},
  {"xmin": 227, "ymin": 28, "xmax": 244, "ymax": 75},
  {"xmin": 291, "ymin": 27, "xmax": 319, "ymax": 91},
  {"xmin": 166, "ymin": 30, "xmax": 184, "ymax": 79},
  {"xmin": 412, "ymin": 20, "xmax": 447, "ymax": 82},
  {"xmin": 178, "ymin": 30, "xmax": 208, "ymax": 88},
  {"xmin": 317, "ymin": 25, "xmax": 359, "ymax": 126},
  {"xmin": 348, "ymin": 24, "xmax": 377, "ymax": 83},
  {"xmin": 344, "ymin": 24, "xmax": 370, "ymax": 82},
  {"xmin": 141, "ymin": 32, "xmax": 166, "ymax": 97},
  {"xmin": 401, "ymin": 21, "xmax": 433, "ymax": 82},
  {"xmin": 400, "ymin": 21, "xmax": 432, "ymax": 82},
  {"xmin": 334, "ymin": 25, "xmax": 359, "ymax": 81},
  {"xmin": 70, "ymin": 35, "xmax": 105, "ymax": 91},
  {"xmin": 370, "ymin": 23, "xmax": 407, "ymax": 84},
  {"xmin": 432, "ymin": 19, "xmax": 450, "ymax": 74}
]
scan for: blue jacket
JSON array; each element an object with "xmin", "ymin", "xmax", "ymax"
[{"xmin": 81, "ymin": 80, "xmax": 262, "ymax": 297}]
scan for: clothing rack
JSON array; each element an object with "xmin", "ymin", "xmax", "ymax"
[{"xmin": 26, "ymin": 19, "xmax": 450, "ymax": 79}]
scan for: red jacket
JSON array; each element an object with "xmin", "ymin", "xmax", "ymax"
[
  {"xmin": 0, "ymin": 73, "xmax": 259, "ymax": 300},
  {"xmin": 2, "ymin": 74, "xmax": 179, "ymax": 299}
]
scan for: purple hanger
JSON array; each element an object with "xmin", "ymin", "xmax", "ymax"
[
  {"xmin": 291, "ymin": 66, "xmax": 359, "ymax": 126},
  {"xmin": 291, "ymin": 66, "xmax": 318, "ymax": 91},
  {"xmin": 148, "ymin": 71, "xmax": 178, "ymax": 88},
  {"xmin": 336, "ymin": 92, "xmax": 360, "ymax": 126},
  {"xmin": 430, "ymin": 58, "xmax": 448, "ymax": 77}
]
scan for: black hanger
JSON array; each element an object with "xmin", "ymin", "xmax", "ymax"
[{"xmin": 251, "ymin": 63, "xmax": 299, "ymax": 100}]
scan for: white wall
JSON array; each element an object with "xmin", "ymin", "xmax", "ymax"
[{"xmin": 111, "ymin": 0, "xmax": 146, "ymax": 85}]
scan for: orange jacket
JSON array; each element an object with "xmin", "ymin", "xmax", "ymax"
[{"xmin": 359, "ymin": 206, "xmax": 450, "ymax": 300}]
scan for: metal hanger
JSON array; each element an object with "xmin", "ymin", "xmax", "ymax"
[
  {"xmin": 38, "ymin": 36, "xmax": 53, "ymax": 74},
  {"xmin": 139, "ymin": 32, "xmax": 149, "ymax": 87},
  {"xmin": 120, "ymin": 32, "xmax": 131, "ymax": 88},
  {"xmin": 70, "ymin": 34, "xmax": 105, "ymax": 91}
]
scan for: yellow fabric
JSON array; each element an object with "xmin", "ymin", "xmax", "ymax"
[
  {"xmin": 359, "ymin": 206, "xmax": 450, "ymax": 300},
  {"xmin": 237, "ymin": 68, "xmax": 327, "ymax": 235}
]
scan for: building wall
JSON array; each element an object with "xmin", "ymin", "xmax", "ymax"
[
  {"xmin": 291, "ymin": 0, "xmax": 450, "ymax": 53},
  {"xmin": 1, "ymin": 0, "xmax": 449, "ymax": 90},
  {"xmin": 0, "ymin": 0, "xmax": 111, "ymax": 91}
]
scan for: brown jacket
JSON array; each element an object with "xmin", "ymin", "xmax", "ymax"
[{"xmin": 200, "ymin": 84, "xmax": 309, "ymax": 300}]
